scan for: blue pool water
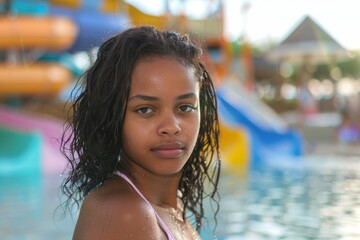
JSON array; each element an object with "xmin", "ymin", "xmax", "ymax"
[{"xmin": 1, "ymin": 154, "xmax": 360, "ymax": 240}]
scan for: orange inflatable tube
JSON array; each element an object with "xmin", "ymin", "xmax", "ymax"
[
  {"xmin": 0, "ymin": 16, "xmax": 78, "ymax": 51},
  {"xmin": 0, "ymin": 63, "xmax": 71, "ymax": 96}
]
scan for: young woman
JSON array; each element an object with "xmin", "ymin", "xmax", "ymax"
[{"xmin": 61, "ymin": 26, "xmax": 221, "ymax": 240}]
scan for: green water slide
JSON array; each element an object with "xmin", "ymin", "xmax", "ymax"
[{"xmin": 0, "ymin": 127, "xmax": 42, "ymax": 176}]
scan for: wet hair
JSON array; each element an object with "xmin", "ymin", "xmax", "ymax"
[{"xmin": 61, "ymin": 26, "xmax": 220, "ymax": 230}]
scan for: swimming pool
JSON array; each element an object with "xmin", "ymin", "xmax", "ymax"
[{"xmin": 1, "ymin": 154, "xmax": 360, "ymax": 240}]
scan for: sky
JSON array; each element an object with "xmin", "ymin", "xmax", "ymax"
[{"xmin": 125, "ymin": 0, "xmax": 360, "ymax": 50}]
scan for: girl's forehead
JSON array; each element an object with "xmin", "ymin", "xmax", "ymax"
[
  {"xmin": 129, "ymin": 57, "xmax": 199, "ymax": 96},
  {"xmin": 132, "ymin": 56, "xmax": 196, "ymax": 78},
  {"xmin": 135, "ymin": 55, "xmax": 194, "ymax": 69}
]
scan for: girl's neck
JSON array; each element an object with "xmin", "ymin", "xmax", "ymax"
[{"xmin": 124, "ymin": 168, "xmax": 182, "ymax": 209}]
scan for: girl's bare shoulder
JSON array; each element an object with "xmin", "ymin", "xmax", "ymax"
[{"xmin": 73, "ymin": 176, "xmax": 163, "ymax": 240}]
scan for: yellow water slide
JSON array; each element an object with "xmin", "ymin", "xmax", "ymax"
[
  {"xmin": 101, "ymin": 0, "xmax": 223, "ymax": 44},
  {"xmin": 0, "ymin": 16, "xmax": 78, "ymax": 96},
  {"xmin": 219, "ymin": 122, "xmax": 249, "ymax": 176}
]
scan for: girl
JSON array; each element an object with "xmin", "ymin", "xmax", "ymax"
[{"xmin": 61, "ymin": 26, "xmax": 221, "ymax": 240}]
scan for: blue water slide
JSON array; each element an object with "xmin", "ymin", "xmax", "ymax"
[
  {"xmin": 1, "ymin": 0, "xmax": 48, "ymax": 15},
  {"xmin": 216, "ymin": 82, "xmax": 303, "ymax": 167},
  {"xmin": 49, "ymin": 6, "xmax": 130, "ymax": 52}
]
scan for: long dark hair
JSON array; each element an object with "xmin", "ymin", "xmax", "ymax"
[{"xmin": 61, "ymin": 26, "xmax": 220, "ymax": 230}]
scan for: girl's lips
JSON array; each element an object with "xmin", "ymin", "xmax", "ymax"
[{"xmin": 151, "ymin": 143, "xmax": 185, "ymax": 158}]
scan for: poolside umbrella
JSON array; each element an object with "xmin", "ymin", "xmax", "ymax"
[{"xmin": 265, "ymin": 15, "xmax": 349, "ymax": 65}]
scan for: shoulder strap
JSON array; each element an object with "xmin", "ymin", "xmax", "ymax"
[{"xmin": 115, "ymin": 171, "xmax": 176, "ymax": 240}]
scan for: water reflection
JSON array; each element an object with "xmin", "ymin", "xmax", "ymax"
[
  {"xmin": 1, "ymin": 156, "xmax": 360, "ymax": 239},
  {"xmin": 0, "ymin": 175, "xmax": 75, "ymax": 240},
  {"xmin": 203, "ymin": 156, "xmax": 360, "ymax": 240}
]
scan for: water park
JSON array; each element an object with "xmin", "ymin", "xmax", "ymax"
[{"xmin": 1, "ymin": 0, "xmax": 360, "ymax": 239}]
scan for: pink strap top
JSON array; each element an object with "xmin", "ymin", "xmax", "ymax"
[{"xmin": 115, "ymin": 171, "xmax": 176, "ymax": 240}]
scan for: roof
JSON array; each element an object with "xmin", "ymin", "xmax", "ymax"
[{"xmin": 266, "ymin": 15, "xmax": 348, "ymax": 64}]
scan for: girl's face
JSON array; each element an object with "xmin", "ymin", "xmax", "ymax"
[{"xmin": 122, "ymin": 56, "xmax": 200, "ymax": 176}]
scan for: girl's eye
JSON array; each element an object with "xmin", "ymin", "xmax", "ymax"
[
  {"xmin": 135, "ymin": 107, "xmax": 154, "ymax": 114},
  {"xmin": 178, "ymin": 105, "xmax": 197, "ymax": 112}
]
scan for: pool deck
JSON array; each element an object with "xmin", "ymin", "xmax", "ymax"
[
  {"xmin": 305, "ymin": 142, "xmax": 360, "ymax": 157},
  {"xmin": 281, "ymin": 110, "xmax": 360, "ymax": 157}
]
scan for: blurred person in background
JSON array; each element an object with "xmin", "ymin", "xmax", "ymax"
[{"xmin": 337, "ymin": 110, "xmax": 360, "ymax": 145}]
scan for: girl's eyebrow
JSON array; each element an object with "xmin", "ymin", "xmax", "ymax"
[
  {"xmin": 176, "ymin": 93, "xmax": 197, "ymax": 100},
  {"xmin": 128, "ymin": 93, "xmax": 197, "ymax": 102},
  {"xmin": 128, "ymin": 95, "xmax": 158, "ymax": 102}
]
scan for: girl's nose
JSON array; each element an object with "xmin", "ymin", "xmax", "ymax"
[{"xmin": 158, "ymin": 114, "xmax": 181, "ymax": 136}]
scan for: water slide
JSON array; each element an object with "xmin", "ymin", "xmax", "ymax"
[
  {"xmin": 100, "ymin": 0, "xmax": 223, "ymax": 46},
  {"xmin": 0, "ymin": 15, "xmax": 77, "ymax": 96},
  {"xmin": 217, "ymin": 81, "xmax": 303, "ymax": 168},
  {"xmin": 0, "ymin": 1, "xmax": 130, "ymax": 96},
  {"xmin": 0, "ymin": 1, "xmax": 302, "ymax": 176},
  {"xmin": 48, "ymin": 5, "xmax": 129, "ymax": 53},
  {"xmin": 0, "ymin": 126, "xmax": 41, "ymax": 176},
  {"xmin": 0, "ymin": 1, "xmax": 130, "ymax": 176},
  {"xmin": 0, "ymin": 106, "xmax": 67, "ymax": 176}
]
